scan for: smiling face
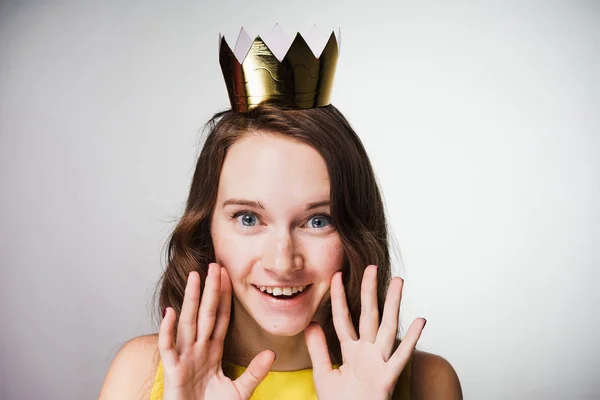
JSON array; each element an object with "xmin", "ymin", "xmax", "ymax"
[{"xmin": 210, "ymin": 132, "xmax": 345, "ymax": 337}]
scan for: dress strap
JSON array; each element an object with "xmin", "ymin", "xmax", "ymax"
[{"xmin": 148, "ymin": 360, "xmax": 164, "ymax": 400}]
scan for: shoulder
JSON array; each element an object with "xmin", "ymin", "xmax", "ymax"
[
  {"xmin": 409, "ymin": 349, "xmax": 463, "ymax": 400},
  {"xmin": 98, "ymin": 334, "xmax": 161, "ymax": 400}
]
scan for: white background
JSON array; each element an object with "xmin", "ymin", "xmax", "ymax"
[{"xmin": 1, "ymin": 1, "xmax": 598, "ymax": 399}]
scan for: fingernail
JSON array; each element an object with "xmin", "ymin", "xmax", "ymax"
[{"xmin": 423, "ymin": 318, "xmax": 427, "ymax": 328}]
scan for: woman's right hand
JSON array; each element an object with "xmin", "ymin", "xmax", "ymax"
[{"xmin": 158, "ymin": 263, "xmax": 275, "ymax": 400}]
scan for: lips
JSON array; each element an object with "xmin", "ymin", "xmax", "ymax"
[
  {"xmin": 254, "ymin": 284, "xmax": 310, "ymax": 297},
  {"xmin": 253, "ymin": 284, "xmax": 313, "ymax": 306}
]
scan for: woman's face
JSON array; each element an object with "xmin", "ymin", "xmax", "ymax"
[{"xmin": 210, "ymin": 132, "xmax": 345, "ymax": 337}]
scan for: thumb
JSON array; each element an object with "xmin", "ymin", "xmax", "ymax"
[
  {"xmin": 304, "ymin": 322, "xmax": 333, "ymax": 377},
  {"xmin": 234, "ymin": 349, "xmax": 275, "ymax": 399}
]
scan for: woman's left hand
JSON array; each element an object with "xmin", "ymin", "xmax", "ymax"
[{"xmin": 304, "ymin": 265, "xmax": 426, "ymax": 400}]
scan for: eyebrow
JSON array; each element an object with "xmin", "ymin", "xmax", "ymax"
[
  {"xmin": 222, "ymin": 198, "xmax": 330, "ymax": 211},
  {"xmin": 222, "ymin": 199, "xmax": 266, "ymax": 210},
  {"xmin": 305, "ymin": 200, "xmax": 330, "ymax": 211}
]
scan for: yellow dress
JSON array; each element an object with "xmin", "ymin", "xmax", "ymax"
[{"xmin": 149, "ymin": 358, "xmax": 411, "ymax": 400}]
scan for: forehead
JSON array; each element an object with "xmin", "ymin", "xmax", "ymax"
[{"xmin": 218, "ymin": 133, "xmax": 330, "ymax": 202}]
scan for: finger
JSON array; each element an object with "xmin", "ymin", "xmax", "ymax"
[
  {"xmin": 304, "ymin": 322, "xmax": 333, "ymax": 377},
  {"xmin": 157, "ymin": 307, "xmax": 179, "ymax": 367},
  {"xmin": 375, "ymin": 276, "xmax": 403, "ymax": 361},
  {"xmin": 388, "ymin": 318, "xmax": 426, "ymax": 377},
  {"xmin": 176, "ymin": 271, "xmax": 201, "ymax": 352},
  {"xmin": 359, "ymin": 265, "xmax": 379, "ymax": 343},
  {"xmin": 211, "ymin": 266, "xmax": 232, "ymax": 343},
  {"xmin": 196, "ymin": 263, "xmax": 221, "ymax": 342},
  {"xmin": 234, "ymin": 349, "xmax": 275, "ymax": 399},
  {"xmin": 330, "ymin": 271, "xmax": 358, "ymax": 343}
]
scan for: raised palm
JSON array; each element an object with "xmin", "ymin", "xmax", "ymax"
[
  {"xmin": 158, "ymin": 263, "xmax": 275, "ymax": 400},
  {"xmin": 305, "ymin": 265, "xmax": 426, "ymax": 400}
]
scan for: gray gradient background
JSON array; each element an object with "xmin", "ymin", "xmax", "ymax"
[{"xmin": 1, "ymin": 1, "xmax": 598, "ymax": 399}]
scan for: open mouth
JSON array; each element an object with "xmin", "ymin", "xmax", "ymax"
[{"xmin": 253, "ymin": 284, "xmax": 312, "ymax": 299}]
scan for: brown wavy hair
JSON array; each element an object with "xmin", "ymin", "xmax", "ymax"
[{"xmin": 154, "ymin": 102, "xmax": 393, "ymax": 364}]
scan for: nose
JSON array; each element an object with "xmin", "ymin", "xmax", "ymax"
[{"xmin": 261, "ymin": 229, "xmax": 303, "ymax": 277}]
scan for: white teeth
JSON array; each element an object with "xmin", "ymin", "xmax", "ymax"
[{"xmin": 257, "ymin": 285, "xmax": 308, "ymax": 297}]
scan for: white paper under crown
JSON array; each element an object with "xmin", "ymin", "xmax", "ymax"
[{"xmin": 221, "ymin": 24, "xmax": 341, "ymax": 63}]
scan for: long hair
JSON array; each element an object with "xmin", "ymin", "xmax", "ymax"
[{"xmin": 154, "ymin": 102, "xmax": 392, "ymax": 364}]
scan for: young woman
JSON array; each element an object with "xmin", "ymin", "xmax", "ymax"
[{"xmin": 98, "ymin": 103, "xmax": 462, "ymax": 399}]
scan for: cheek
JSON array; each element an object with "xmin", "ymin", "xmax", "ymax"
[
  {"xmin": 212, "ymin": 223, "xmax": 259, "ymax": 277},
  {"xmin": 307, "ymin": 236, "xmax": 345, "ymax": 311},
  {"xmin": 304, "ymin": 235, "xmax": 345, "ymax": 275}
]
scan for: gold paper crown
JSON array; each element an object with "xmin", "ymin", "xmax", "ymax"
[{"xmin": 219, "ymin": 25, "xmax": 340, "ymax": 112}]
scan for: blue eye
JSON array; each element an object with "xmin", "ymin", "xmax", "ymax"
[
  {"xmin": 236, "ymin": 213, "xmax": 258, "ymax": 227},
  {"xmin": 307, "ymin": 215, "xmax": 332, "ymax": 229}
]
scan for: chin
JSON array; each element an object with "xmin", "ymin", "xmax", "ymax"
[{"xmin": 253, "ymin": 313, "xmax": 313, "ymax": 337}]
